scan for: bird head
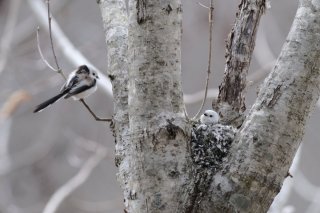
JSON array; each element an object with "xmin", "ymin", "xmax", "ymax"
[{"xmin": 200, "ymin": 110, "xmax": 220, "ymax": 125}]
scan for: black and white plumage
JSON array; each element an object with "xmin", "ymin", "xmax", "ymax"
[
  {"xmin": 33, "ymin": 65, "xmax": 99, "ymax": 113},
  {"xmin": 192, "ymin": 116, "xmax": 237, "ymax": 170}
]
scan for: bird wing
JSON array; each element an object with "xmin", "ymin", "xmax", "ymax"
[
  {"xmin": 60, "ymin": 74, "xmax": 80, "ymax": 93},
  {"xmin": 64, "ymin": 79, "xmax": 96, "ymax": 99}
]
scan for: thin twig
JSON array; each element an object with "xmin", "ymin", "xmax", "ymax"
[
  {"xmin": 193, "ymin": 0, "xmax": 214, "ymax": 119},
  {"xmin": 36, "ymin": 27, "xmax": 60, "ymax": 73},
  {"xmin": 46, "ymin": 0, "xmax": 61, "ymax": 72},
  {"xmin": 80, "ymin": 99, "xmax": 112, "ymax": 122},
  {"xmin": 36, "ymin": 0, "xmax": 112, "ymax": 122}
]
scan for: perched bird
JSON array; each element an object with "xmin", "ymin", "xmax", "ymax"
[
  {"xmin": 200, "ymin": 110, "xmax": 220, "ymax": 125},
  {"xmin": 33, "ymin": 65, "xmax": 99, "ymax": 113},
  {"xmin": 193, "ymin": 110, "xmax": 236, "ymax": 169}
]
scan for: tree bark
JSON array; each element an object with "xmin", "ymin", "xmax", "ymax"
[
  {"xmin": 204, "ymin": 1, "xmax": 320, "ymax": 212},
  {"xmin": 99, "ymin": 0, "xmax": 320, "ymax": 212},
  {"xmin": 215, "ymin": 0, "xmax": 267, "ymax": 126},
  {"xmin": 101, "ymin": 0, "xmax": 191, "ymax": 212},
  {"xmin": 124, "ymin": 0, "xmax": 190, "ymax": 212},
  {"xmin": 98, "ymin": 0, "xmax": 131, "ymax": 206}
]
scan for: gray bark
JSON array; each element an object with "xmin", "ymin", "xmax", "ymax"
[
  {"xmin": 216, "ymin": 0, "xmax": 266, "ymax": 126},
  {"xmin": 99, "ymin": 0, "xmax": 320, "ymax": 212},
  {"xmin": 98, "ymin": 0, "xmax": 129, "ymax": 162},
  {"xmin": 123, "ymin": 0, "xmax": 189, "ymax": 212},
  {"xmin": 205, "ymin": 1, "xmax": 320, "ymax": 212}
]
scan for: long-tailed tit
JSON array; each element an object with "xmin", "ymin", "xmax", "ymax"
[
  {"xmin": 33, "ymin": 65, "xmax": 99, "ymax": 113},
  {"xmin": 200, "ymin": 110, "xmax": 220, "ymax": 125}
]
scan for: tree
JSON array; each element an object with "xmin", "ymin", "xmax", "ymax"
[{"xmin": 98, "ymin": 0, "xmax": 320, "ymax": 212}]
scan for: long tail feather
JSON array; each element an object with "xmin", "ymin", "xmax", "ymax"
[{"xmin": 33, "ymin": 92, "xmax": 66, "ymax": 113}]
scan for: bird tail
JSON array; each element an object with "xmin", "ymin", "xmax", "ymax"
[{"xmin": 33, "ymin": 92, "xmax": 67, "ymax": 113}]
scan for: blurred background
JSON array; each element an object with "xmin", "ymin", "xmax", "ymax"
[{"xmin": 0, "ymin": 0, "xmax": 318, "ymax": 212}]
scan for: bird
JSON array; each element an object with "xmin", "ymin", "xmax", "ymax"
[
  {"xmin": 200, "ymin": 110, "xmax": 220, "ymax": 125},
  {"xmin": 33, "ymin": 65, "xmax": 99, "ymax": 113}
]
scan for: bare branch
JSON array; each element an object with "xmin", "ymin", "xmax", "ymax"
[
  {"xmin": 193, "ymin": 0, "xmax": 214, "ymax": 119},
  {"xmin": 43, "ymin": 148, "xmax": 107, "ymax": 213},
  {"xmin": 46, "ymin": 0, "xmax": 61, "ymax": 72},
  {"xmin": 217, "ymin": 0, "xmax": 267, "ymax": 114},
  {"xmin": 36, "ymin": 27, "xmax": 61, "ymax": 74},
  {"xmin": 79, "ymin": 99, "xmax": 112, "ymax": 122}
]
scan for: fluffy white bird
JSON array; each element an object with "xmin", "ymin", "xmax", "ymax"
[
  {"xmin": 200, "ymin": 110, "xmax": 220, "ymax": 125},
  {"xmin": 34, "ymin": 65, "xmax": 98, "ymax": 113}
]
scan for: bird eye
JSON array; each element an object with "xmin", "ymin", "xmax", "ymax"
[
  {"xmin": 209, "ymin": 115, "xmax": 213, "ymax": 117},
  {"xmin": 204, "ymin": 113, "xmax": 207, "ymax": 116}
]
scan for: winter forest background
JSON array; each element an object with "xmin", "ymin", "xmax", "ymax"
[{"xmin": 0, "ymin": 0, "xmax": 319, "ymax": 212}]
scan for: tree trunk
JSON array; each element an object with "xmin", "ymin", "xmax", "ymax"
[{"xmin": 99, "ymin": 0, "xmax": 320, "ymax": 212}]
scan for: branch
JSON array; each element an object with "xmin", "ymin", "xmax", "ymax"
[
  {"xmin": 43, "ymin": 148, "xmax": 107, "ymax": 213},
  {"xmin": 217, "ymin": 0, "xmax": 267, "ymax": 117},
  {"xmin": 193, "ymin": 0, "xmax": 214, "ymax": 119},
  {"xmin": 207, "ymin": 1, "xmax": 320, "ymax": 211},
  {"xmin": 36, "ymin": 27, "xmax": 60, "ymax": 73},
  {"xmin": 79, "ymin": 99, "xmax": 112, "ymax": 122},
  {"xmin": 46, "ymin": 0, "xmax": 60, "ymax": 72}
]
